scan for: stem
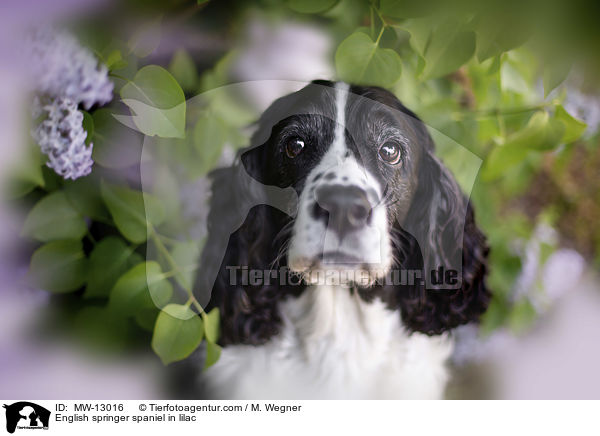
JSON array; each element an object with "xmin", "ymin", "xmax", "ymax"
[
  {"xmin": 371, "ymin": 3, "xmax": 388, "ymax": 27},
  {"xmin": 374, "ymin": 23, "xmax": 385, "ymax": 46},
  {"xmin": 149, "ymin": 225, "xmax": 177, "ymax": 271},
  {"xmin": 355, "ymin": 18, "xmax": 387, "ymax": 85},
  {"xmin": 85, "ymin": 230, "xmax": 97, "ymax": 244},
  {"xmin": 149, "ymin": 224, "xmax": 206, "ymax": 316},
  {"xmin": 160, "ymin": 264, "xmax": 199, "ymax": 280},
  {"xmin": 497, "ymin": 111, "xmax": 506, "ymax": 138},
  {"xmin": 108, "ymin": 72, "xmax": 131, "ymax": 83}
]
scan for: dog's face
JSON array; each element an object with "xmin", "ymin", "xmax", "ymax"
[
  {"xmin": 201, "ymin": 80, "xmax": 489, "ymax": 344},
  {"xmin": 243, "ymin": 82, "xmax": 426, "ymax": 285}
]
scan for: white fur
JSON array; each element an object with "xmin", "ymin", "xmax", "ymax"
[
  {"xmin": 287, "ymin": 82, "xmax": 391, "ymax": 280},
  {"xmin": 204, "ymin": 285, "xmax": 454, "ymax": 399}
]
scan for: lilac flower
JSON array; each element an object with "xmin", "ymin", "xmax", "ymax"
[
  {"xmin": 32, "ymin": 97, "xmax": 93, "ymax": 180},
  {"xmin": 24, "ymin": 27, "xmax": 113, "ymax": 179},
  {"xmin": 25, "ymin": 27, "xmax": 113, "ymax": 109}
]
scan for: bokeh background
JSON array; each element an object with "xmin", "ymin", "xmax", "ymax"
[{"xmin": 1, "ymin": 0, "xmax": 599, "ymax": 399}]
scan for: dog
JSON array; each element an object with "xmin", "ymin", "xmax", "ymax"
[{"xmin": 195, "ymin": 80, "xmax": 490, "ymax": 399}]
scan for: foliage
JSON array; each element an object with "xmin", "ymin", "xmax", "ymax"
[{"xmin": 13, "ymin": 0, "xmax": 599, "ymax": 367}]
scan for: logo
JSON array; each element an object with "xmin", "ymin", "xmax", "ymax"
[{"xmin": 3, "ymin": 402, "xmax": 50, "ymax": 434}]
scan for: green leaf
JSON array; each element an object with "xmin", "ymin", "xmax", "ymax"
[
  {"xmin": 74, "ymin": 306, "xmax": 131, "ymax": 352},
  {"xmin": 287, "ymin": 0, "xmax": 337, "ymax": 13},
  {"xmin": 168, "ymin": 49, "xmax": 198, "ymax": 92},
  {"xmin": 7, "ymin": 179, "xmax": 37, "ymax": 199},
  {"xmin": 504, "ymin": 111, "xmax": 565, "ymax": 151},
  {"xmin": 482, "ymin": 142, "xmax": 530, "ymax": 181},
  {"xmin": 8, "ymin": 142, "xmax": 44, "ymax": 198},
  {"xmin": 204, "ymin": 341, "xmax": 222, "ymax": 370},
  {"xmin": 193, "ymin": 112, "xmax": 227, "ymax": 174},
  {"xmin": 135, "ymin": 307, "xmax": 160, "ymax": 331},
  {"xmin": 335, "ymin": 32, "xmax": 402, "ymax": 87},
  {"xmin": 500, "ymin": 57, "xmax": 533, "ymax": 95},
  {"xmin": 104, "ymin": 49, "xmax": 126, "ymax": 71},
  {"xmin": 500, "ymin": 111, "xmax": 548, "ymax": 150},
  {"xmin": 555, "ymin": 105, "xmax": 586, "ymax": 143},
  {"xmin": 543, "ymin": 62, "xmax": 571, "ymax": 97},
  {"xmin": 152, "ymin": 304, "xmax": 204, "ymax": 365},
  {"xmin": 101, "ymin": 181, "xmax": 165, "ymax": 243},
  {"xmin": 203, "ymin": 307, "xmax": 220, "ymax": 344},
  {"xmin": 171, "ymin": 240, "xmax": 202, "ymax": 291},
  {"xmin": 39, "ymin": 166, "xmax": 62, "ymax": 193},
  {"xmin": 402, "ymin": 18, "xmax": 432, "ymax": 55},
  {"xmin": 474, "ymin": 12, "xmax": 530, "ymax": 62},
  {"xmin": 421, "ymin": 22, "xmax": 475, "ymax": 79},
  {"xmin": 25, "ymin": 145, "xmax": 45, "ymax": 185},
  {"xmin": 28, "ymin": 240, "xmax": 87, "ymax": 293},
  {"xmin": 92, "ymin": 108, "xmax": 144, "ymax": 169},
  {"xmin": 120, "ymin": 65, "xmax": 186, "ymax": 138},
  {"xmin": 85, "ymin": 236, "xmax": 140, "ymax": 299},
  {"xmin": 22, "ymin": 192, "xmax": 87, "ymax": 242},
  {"xmin": 109, "ymin": 261, "xmax": 173, "ymax": 317},
  {"xmin": 82, "ymin": 111, "xmax": 94, "ymax": 146},
  {"xmin": 63, "ymin": 176, "xmax": 109, "ymax": 220},
  {"xmin": 482, "ymin": 111, "xmax": 565, "ymax": 180}
]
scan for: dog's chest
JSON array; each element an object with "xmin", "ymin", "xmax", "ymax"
[{"xmin": 204, "ymin": 286, "xmax": 453, "ymax": 399}]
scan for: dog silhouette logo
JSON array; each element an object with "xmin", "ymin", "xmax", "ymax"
[{"xmin": 3, "ymin": 402, "xmax": 50, "ymax": 433}]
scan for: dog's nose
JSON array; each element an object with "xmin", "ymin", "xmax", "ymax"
[{"xmin": 313, "ymin": 184, "xmax": 371, "ymax": 239}]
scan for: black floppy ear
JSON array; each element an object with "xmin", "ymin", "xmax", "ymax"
[
  {"xmin": 393, "ymin": 149, "xmax": 490, "ymax": 335},
  {"xmin": 194, "ymin": 84, "xmax": 321, "ymax": 345},
  {"xmin": 194, "ymin": 147, "xmax": 296, "ymax": 346}
]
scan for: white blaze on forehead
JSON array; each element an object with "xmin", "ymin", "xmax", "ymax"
[{"xmin": 332, "ymin": 81, "xmax": 350, "ymax": 158}]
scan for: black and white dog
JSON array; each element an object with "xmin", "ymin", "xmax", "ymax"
[{"xmin": 195, "ymin": 81, "xmax": 489, "ymax": 399}]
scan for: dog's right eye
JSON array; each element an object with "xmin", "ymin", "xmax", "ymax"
[
  {"xmin": 285, "ymin": 137, "xmax": 305, "ymax": 159},
  {"xmin": 378, "ymin": 141, "xmax": 402, "ymax": 165}
]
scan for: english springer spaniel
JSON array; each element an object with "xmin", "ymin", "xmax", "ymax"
[{"xmin": 195, "ymin": 80, "xmax": 490, "ymax": 399}]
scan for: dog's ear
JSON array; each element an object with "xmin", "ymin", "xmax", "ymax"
[
  {"xmin": 194, "ymin": 144, "xmax": 297, "ymax": 346},
  {"xmin": 392, "ymin": 148, "xmax": 490, "ymax": 335}
]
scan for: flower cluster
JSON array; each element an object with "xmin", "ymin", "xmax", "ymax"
[
  {"xmin": 32, "ymin": 98, "xmax": 93, "ymax": 180},
  {"xmin": 26, "ymin": 27, "xmax": 113, "ymax": 179},
  {"xmin": 25, "ymin": 27, "xmax": 113, "ymax": 109}
]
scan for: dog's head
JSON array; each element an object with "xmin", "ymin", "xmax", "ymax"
[{"xmin": 197, "ymin": 80, "xmax": 490, "ymax": 344}]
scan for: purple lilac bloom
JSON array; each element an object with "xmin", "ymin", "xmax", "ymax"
[
  {"xmin": 32, "ymin": 97, "xmax": 93, "ymax": 180},
  {"xmin": 25, "ymin": 27, "xmax": 113, "ymax": 109},
  {"xmin": 25, "ymin": 27, "xmax": 113, "ymax": 179}
]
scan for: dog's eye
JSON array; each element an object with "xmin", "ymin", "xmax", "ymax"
[
  {"xmin": 378, "ymin": 141, "xmax": 401, "ymax": 165},
  {"xmin": 286, "ymin": 138, "xmax": 305, "ymax": 159}
]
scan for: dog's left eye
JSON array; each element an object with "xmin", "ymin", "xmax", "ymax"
[
  {"xmin": 285, "ymin": 137, "xmax": 305, "ymax": 159},
  {"xmin": 378, "ymin": 141, "xmax": 402, "ymax": 165}
]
